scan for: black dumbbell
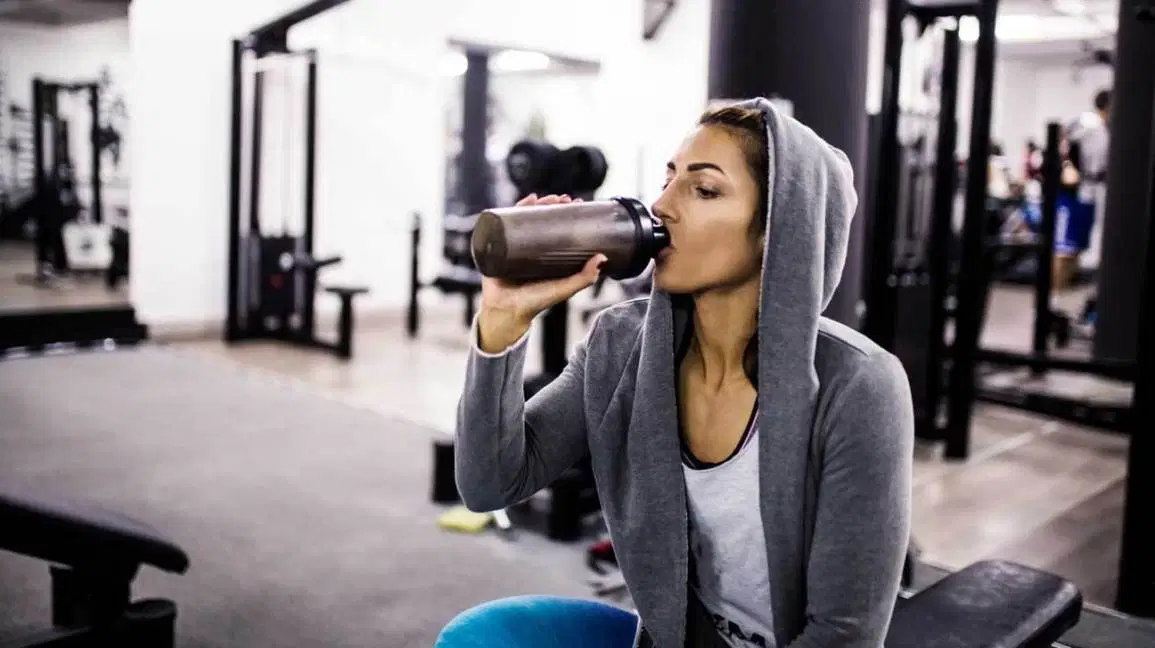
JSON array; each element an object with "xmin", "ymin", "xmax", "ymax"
[{"xmin": 506, "ymin": 139, "xmax": 561, "ymax": 195}]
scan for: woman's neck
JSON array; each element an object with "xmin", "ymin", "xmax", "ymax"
[{"xmin": 688, "ymin": 277, "xmax": 761, "ymax": 391}]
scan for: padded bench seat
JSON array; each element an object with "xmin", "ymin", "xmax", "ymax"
[
  {"xmin": 887, "ymin": 559, "xmax": 1082, "ymax": 648},
  {"xmin": 1, "ymin": 487, "xmax": 190, "ymax": 647},
  {"xmin": 0, "ymin": 488, "xmax": 189, "ymax": 576}
]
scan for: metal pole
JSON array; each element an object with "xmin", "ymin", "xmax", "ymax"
[
  {"xmin": 248, "ymin": 68, "xmax": 265, "ymax": 237},
  {"xmin": 303, "ymin": 52, "xmax": 317, "ymax": 255},
  {"xmin": 863, "ymin": 0, "xmax": 907, "ymax": 348},
  {"xmin": 32, "ymin": 79, "xmax": 45, "ymax": 193},
  {"xmin": 301, "ymin": 51, "xmax": 319, "ymax": 338},
  {"xmin": 1032, "ymin": 122, "xmax": 1061, "ymax": 367},
  {"xmin": 459, "ymin": 50, "xmax": 491, "ymax": 217},
  {"xmin": 1092, "ymin": 0, "xmax": 1155, "ymax": 363},
  {"xmin": 225, "ymin": 40, "xmax": 246, "ymax": 341},
  {"xmin": 943, "ymin": 0, "xmax": 1000, "ymax": 460},
  {"xmin": 1116, "ymin": 2, "xmax": 1155, "ymax": 615},
  {"xmin": 89, "ymin": 84, "xmax": 103, "ymax": 225},
  {"xmin": 407, "ymin": 213, "xmax": 421, "ymax": 338},
  {"xmin": 923, "ymin": 24, "xmax": 961, "ymax": 441}
]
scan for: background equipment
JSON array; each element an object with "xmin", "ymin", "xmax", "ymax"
[{"xmin": 224, "ymin": 0, "xmax": 369, "ymax": 361}]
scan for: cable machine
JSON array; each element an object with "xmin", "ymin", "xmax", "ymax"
[{"xmin": 225, "ymin": 0, "xmax": 368, "ymax": 360}]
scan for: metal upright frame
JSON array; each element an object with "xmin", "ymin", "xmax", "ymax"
[
  {"xmin": 225, "ymin": 0, "xmax": 348, "ymax": 342},
  {"xmin": 861, "ymin": 0, "xmax": 906, "ymax": 351},
  {"xmin": 940, "ymin": 0, "xmax": 1000, "ymax": 459},
  {"xmin": 30, "ymin": 77, "xmax": 102, "ymax": 223},
  {"xmin": 1117, "ymin": 0, "xmax": 1155, "ymax": 617},
  {"xmin": 864, "ymin": 0, "xmax": 995, "ymax": 444}
]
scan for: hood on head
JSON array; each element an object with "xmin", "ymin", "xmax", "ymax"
[
  {"xmin": 732, "ymin": 96, "xmax": 858, "ymax": 315},
  {"xmin": 658, "ymin": 97, "xmax": 859, "ymax": 380}
]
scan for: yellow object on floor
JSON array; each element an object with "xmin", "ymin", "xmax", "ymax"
[{"xmin": 438, "ymin": 505, "xmax": 494, "ymax": 533}]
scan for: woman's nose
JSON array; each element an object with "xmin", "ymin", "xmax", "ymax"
[{"xmin": 651, "ymin": 194, "xmax": 674, "ymax": 224}]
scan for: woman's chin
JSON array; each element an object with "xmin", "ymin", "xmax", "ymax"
[{"xmin": 653, "ymin": 267, "xmax": 690, "ymax": 294}]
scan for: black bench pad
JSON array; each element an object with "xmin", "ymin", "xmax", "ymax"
[
  {"xmin": 887, "ymin": 559, "xmax": 1082, "ymax": 648},
  {"xmin": 0, "ymin": 488, "xmax": 189, "ymax": 575}
]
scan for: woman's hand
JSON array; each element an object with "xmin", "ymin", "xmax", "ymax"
[{"xmin": 476, "ymin": 193, "xmax": 607, "ymax": 354}]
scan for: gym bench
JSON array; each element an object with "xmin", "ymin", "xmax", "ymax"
[
  {"xmin": 887, "ymin": 559, "xmax": 1082, "ymax": 647},
  {"xmin": 289, "ymin": 254, "xmax": 369, "ymax": 360},
  {"xmin": 0, "ymin": 488, "xmax": 189, "ymax": 648}
]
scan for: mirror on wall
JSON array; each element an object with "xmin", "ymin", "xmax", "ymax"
[
  {"xmin": 0, "ymin": 64, "xmax": 131, "ymax": 317},
  {"xmin": 441, "ymin": 41, "xmax": 602, "ymax": 218}
]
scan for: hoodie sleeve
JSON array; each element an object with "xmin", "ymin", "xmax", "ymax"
[
  {"xmin": 452, "ymin": 315, "xmax": 593, "ymax": 513},
  {"xmin": 790, "ymin": 352, "xmax": 914, "ymax": 648}
]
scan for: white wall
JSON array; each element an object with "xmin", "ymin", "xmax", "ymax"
[
  {"xmin": 0, "ymin": 19, "xmax": 128, "ymax": 112},
  {"xmin": 0, "ymin": 18, "xmax": 130, "ymax": 208},
  {"xmin": 128, "ymin": 0, "xmax": 711, "ymax": 331}
]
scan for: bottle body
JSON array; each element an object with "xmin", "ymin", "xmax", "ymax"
[{"xmin": 470, "ymin": 197, "xmax": 668, "ymax": 283}]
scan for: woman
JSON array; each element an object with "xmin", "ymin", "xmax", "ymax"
[{"xmin": 439, "ymin": 97, "xmax": 914, "ymax": 648}]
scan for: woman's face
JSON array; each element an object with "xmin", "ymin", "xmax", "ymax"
[{"xmin": 651, "ymin": 125, "xmax": 763, "ymax": 295}]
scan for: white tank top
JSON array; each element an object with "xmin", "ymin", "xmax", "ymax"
[{"xmin": 683, "ymin": 409, "xmax": 777, "ymax": 648}]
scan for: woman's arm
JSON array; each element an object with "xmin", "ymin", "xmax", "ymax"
[
  {"xmin": 790, "ymin": 353, "xmax": 914, "ymax": 648},
  {"xmin": 453, "ymin": 315, "xmax": 596, "ymax": 513}
]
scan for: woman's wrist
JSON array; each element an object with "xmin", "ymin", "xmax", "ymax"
[{"xmin": 477, "ymin": 307, "xmax": 533, "ymax": 354}]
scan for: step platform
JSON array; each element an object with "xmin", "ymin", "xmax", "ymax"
[{"xmin": 0, "ymin": 305, "xmax": 148, "ymax": 356}]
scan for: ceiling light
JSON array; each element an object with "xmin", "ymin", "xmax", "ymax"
[
  {"xmin": 958, "ymin": 14, "xmax": 1116, "ymax": 43},
  {"xmin": 491, "ymin": 50, "xmax": 552, "ymax": 73}
]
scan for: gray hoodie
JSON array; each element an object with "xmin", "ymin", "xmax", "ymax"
[{"xmin": 454, "ymin": 97, "xmax": 914, "ymax": 648}]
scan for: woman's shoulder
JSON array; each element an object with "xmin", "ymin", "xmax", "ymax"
[
  {"xmin": 815, "ymin": 317, "xmax": 910, "ymax": 406},
  {"xmin": 814, "ymin": 318, "xmax": 914, "ymax": 442}
]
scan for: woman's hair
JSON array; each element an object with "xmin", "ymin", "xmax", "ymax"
[
  {"xmin": 697, "ymin": 105, "xmax": 770, "ymax": 234},
  {"xmin": 692, "ymin": 105, "xmax": 770, "ymax": 385}
]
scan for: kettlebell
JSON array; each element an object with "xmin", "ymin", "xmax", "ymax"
[{"xmin": 470, "ymin": 197, "xmax": 669, "ymax": 284}]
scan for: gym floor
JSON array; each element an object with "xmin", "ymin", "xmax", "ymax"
[
  {"xmin": 179, "ymin": 281, "xmax": 1130, "ymax": 607},
  {"xmin": 0, "ymin": 240, "xmax": 129, "ymax": 313}
]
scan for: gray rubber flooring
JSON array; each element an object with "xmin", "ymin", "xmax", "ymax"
[
  {"xmin": 0, "ymin": 347, "xmax": 592, "ymax": 647},
  {"xmin": 2, "ymin": 345, "xmax": 1153, "ymax": 647}
]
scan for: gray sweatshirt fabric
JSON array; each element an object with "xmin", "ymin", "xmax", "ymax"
[{"xmin": 453, "ymin": 97, "xmax": 914, "ymax": 647}]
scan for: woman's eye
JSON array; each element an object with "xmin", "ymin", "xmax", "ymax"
[{"xmin": 695, "ymin": 187, "xmax": 719, "ymax": 199}]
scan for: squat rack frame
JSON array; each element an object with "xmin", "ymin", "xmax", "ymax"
[
  {"xmin": 31, "ymin": 77, "xmax": 103, "ymax": 223},
  {"xmin": 863, "ymin": 0, "xmax": 997, "ymax": 446}
]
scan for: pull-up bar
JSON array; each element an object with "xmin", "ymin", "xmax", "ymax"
[{"xmin": 242, "ymin": 0, "xmax": 353, "ymax": 54}]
